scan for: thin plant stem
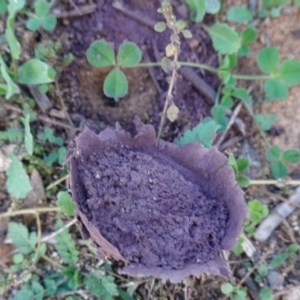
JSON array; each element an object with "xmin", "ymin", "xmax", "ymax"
[
  {"xmin": 242, "ymin": 101, "xmax": 271, "ymax": 148},
  {"xmin": 232, "ymin": 74, "xmax": 270, "ymax": 80},
  {"xmin": 135, "ymin": 61, "xmax": 271, "ymax": 80},
  {"xmin": 249, "ymin": 179, "xmax": 300, "ymax": 186},
  {"xmin": 41, "ymin": 218, "xmax": 77, "ymax": 243},
  {"xmin": 12, "ymin": 57, "xmax": 18, "ymax": 82},
  {"xmin": 156, "ymin": 0, "xmax": 181, "ymax": 144},
  {"xmin": 156, "ymin": 59, "xmax": 178, "ymax": 144},
  {"xmin": 33, "ymin": 212, "xmax": 42, "ymax": 265},
  {"xmin": 46, "ymin": 174, "xmax": 70, "ymax": 190},
  {"xmin": 42, "ymin": 254, "xmax": 64, "ymax": 269},
  {"xmin": 0, "ymin": 207, "xmax": 60, "ymax": 220}
]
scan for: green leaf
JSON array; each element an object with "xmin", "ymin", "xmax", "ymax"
[
  {"xmin": 7, "ymin": 0, "xmax": 25, "ymax": 15},
  {"xmin": 55, "ymin": 220, "xmax": 79, "ymax": 264},
  {"xmin": 205, "ymin": 0, "xmax": 221, "ymax": 14},
  {"xmin": 295, "ymin": 0, "xmax": 300, "ymax": 6},
  {"xmin": 182, "ymin": 29, "xmax": 192, "ymax": 39},
  {"xmin": 266, "ymin": 145, "xmax": 281, "ymax": 162},
  {"xmin": 18, "ymin": 59, "xmax": 56, "ymax": 84},
  {"xmin": 257, "ymin": 46, "xmax": 279, "ymax": 74},
  {"xmin": 254, "ymin": 113, "xmax": 276, "ymax": 131},
  {"xmin": 228, "ymin": 153, "xmax": 238, "ymax": 174},
  {"xmin": 86, "ymin": 40, "xmax": 115, "ymax": 68},
  {"xmin": 6, "ymin": 154, "xmax": 32, "ymax": 199},
  {"xmin": 26, "ymin": 17, "xmax": 42, "ymax": 31},
  {"xmin": 258, "ymin": 265, "xmax": 268, "ymax": 277},
  {"xmin": 8, "ymin": 222, "xmax": 36, "ymax": 254},
  {"xmin": 85, "ymin": 272, "xmax": 119, "ymax": 300},
  {"xmin": 236, "ymin": 175, "xmax": 250, "ymax": 188},
  {"xmin": 238, "ymin": 45, "xmax": 249, "ymax": 57},
  {"xmin": 175, "ymin": 20, "xmax": 187, "ymax": 30},
  {"xmin": 270, "ymin": 7, "xmax": 281, "ymax": 17},
  {"xmin": 44, "ymin": 278, "xmax": 57, "ymax": 296},
  {"xmin": 245, "ymin": 223, "xmax": 256, "ymax": 234},
  {"xmin": 287, "ymin": 243, "xmax": 299, "ymax": 254},
  {"xmin": 35, "ymin": 0, "xmax": 49, "ymax": 17},
  {"xmin": 264, "ymin": 78, "xmax": 288, "ymax": 100},
  {"xmin": 22, "ymin": 114, "xmax": 34, "ymax": 155},
  {"xmin": 58, "ymin": 146, "xmax": 67, "ymax": 165},
  {"xmin": 176, "ymin": 118, "xmax": 220, "ymax": 148},
  {"xmin": 62, "ymin": 267, "xmax": 81, "ymax": 290},
  {"xmin": 237, "ymin": 157, "xmax": 250, "ymax": 172},
  {"xmin": 220, "ymin": 283, "xmax": 234, "ymax": 295},
  {"xmin": 117, "ymin": 42, "xmax": 142, "ymax": 67},
  {"xmin": 211, "ymin": 104, "xmax": 228, "ymax": 131},
  {"xmin": 186, "ymin": 0, "xmax": 206, "ymax": 22},
  {"xmin": 44, "ymin": 152, "xmax": 58, "ymax": 166},
  {"xmin": 13, "ymin": 281, "xmax": 44, "ymax": 300},
  {"xmin": 38, "ymin": 127, "xmax": 63, "ymax": 145},
  {"xmin": 57, "ymin": 191, "xmax": 76, "ymax": 217},
  {"xmin": 32, "ymin": 282, "xmax": 44, "ymax": 300},
  {"xmin": 0, "ymin": 128, "xmax": 23, "ymax": 142},
  {"xmin": 232, "ymin": 87, "xmax": 249, "ymax": 100},
  {"xmin": 248, "ymin": 200, "xmax": 269, "ymax": 223},
  {"xmin": 154, "ymin": 21, "xmax": 166, "ymax": 32},
  {"xmin": 241, "ymin": 27, "xmax": 257, "ymax": 45},
  {"xmin": 227, "ymin": 6, "xmax": 253, "ymax": 23},
  {"xmin": 0, "ymin": 55, "xmax": 20, "ymax": 99},
  {"xmin": 0, "ymin": 0, "xmax": 7, "ymax": 15},
  {"xmin": 220, "ymin": 95, "xmax": 233, "ymax": 108},
  {"xmin": 209, "ymin": 23, "xmax": 241, "ymax": 54},
  {"xmin": 271, "ymin": 161, "xmax": 288, "ymax": 179},
  {"xmin": 43, "ymin": 14, "xmax": 57, "ymax": 31},
  {"xmin": 13, "ymin": 253, "xmax": 24, "ymax": 264},
  {"xmin": 269, "ymin": 252, "xmax": 289, "ymax": 268},
  {"xmin": 219, "ymin": 54, "xmax": 237, "ymax": 71},
  {"xmin": 232, "ymin": 243, "xmax": 244, "ymax": 254},
  {"xmin": 259, "ymin": 287, "xmax": 273, "ymax": 300},
  {"xmin": 276, "ymin": 59, "xmax": 300, "ymax": 85},
  {"xmin": 103, "ymin": 68, "xmax": 128, "ymax": 98},
  {"xmin": 235, "ymin": 290, "xmax": 247, "ymax": 300},
  {"xmin": 12, "ymin": 285, "xmax": 34, "ymax": 300},
  {"xmin": 282, "ymin": 149, "xmax": 300, "ymax": 163},
  {"xmin": 5, "ymin": 20, "xmax": 21, "ymax": 60}
]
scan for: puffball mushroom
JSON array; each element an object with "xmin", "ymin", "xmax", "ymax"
[{"xmin": 67, "ymin": 117, "xmax": 247, "ymax": 283}]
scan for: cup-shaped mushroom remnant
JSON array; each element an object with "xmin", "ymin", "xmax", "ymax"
[{"xmin": 67, "ymin": 118, "xmax": 247, "ymax": 283}]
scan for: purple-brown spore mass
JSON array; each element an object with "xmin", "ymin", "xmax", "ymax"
[
  {"xmin": 76, "ymin": 145, "xmax": 228, "ymax": 269},
  {"xmin": 68, "ymin": 118, "xmax": 247, "ymax": 282}
]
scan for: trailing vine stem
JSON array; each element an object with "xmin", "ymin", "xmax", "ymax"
[{"xmin": 135, "ymin": 61, "xmax": 271, "ymax": 81}]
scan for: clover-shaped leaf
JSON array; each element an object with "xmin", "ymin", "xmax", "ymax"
[
  {"xmin": 43, "ymin": 14, "xmax": 57, "ymax": 31},
  {"xmin": 26, "ymin": 0, "xmax": 56, "ymax": 32},
  {"xmin": 35, "ymin": 0, "xmax": 49, "ymax": 17},
  {"xmin": 86, "ymin": 40, "xmax": 116, "ymax": 68},
  {"xmin": 117, "ymin": 42, "xmax": 142, "ymax": 67},
  {"xmin": 266, "ymin": 145, "xmax": 281, "ymax": 162},
  {"xmin": 254, "ymin": 113, "xmax": 276, "ymax": 131},
  {"xmin": 275, "ymin": 59, "xmax": 300, "ymax": 85},
  {"xmin": 257, "ymin": 46, "xmax": 279, "ymax": 74},
  {"xmin": 264, "ymin": 79, "xmax": 288, "ymax": 100},
  {"xmin": 104, "ymin": 68, "xmax": 128, "ymax": 98},
  {"xmin": 282, "ymin": 149, "xmax": 300, "ymax": 163}
]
